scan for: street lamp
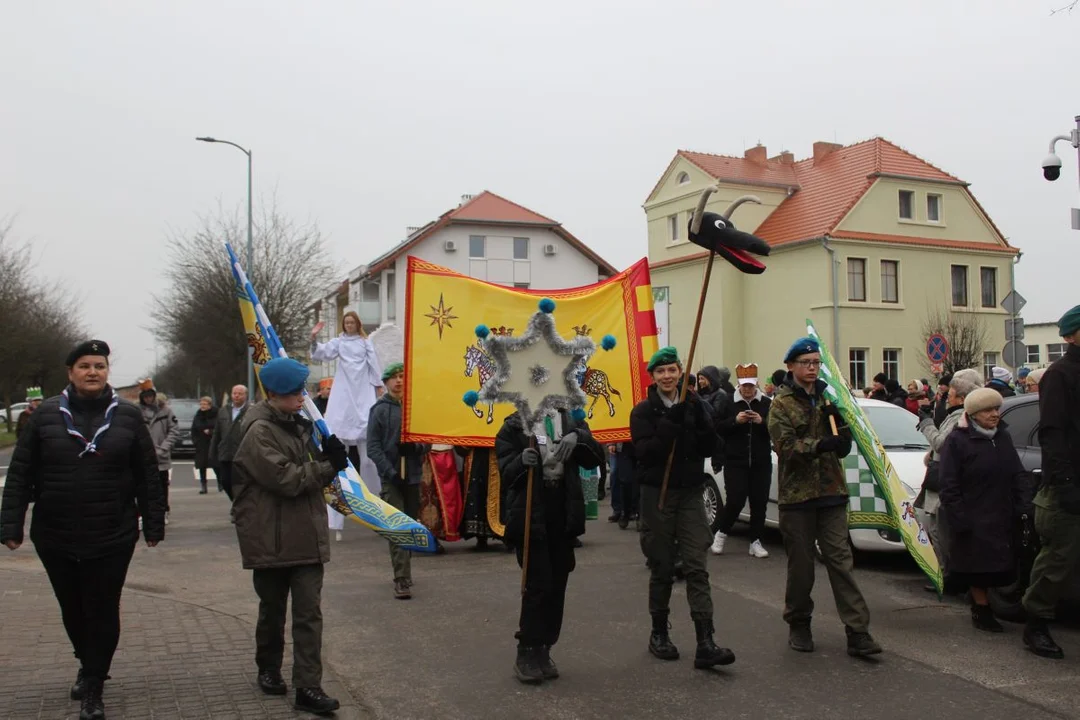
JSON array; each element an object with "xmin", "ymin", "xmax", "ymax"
[
  {"xmin": 196, "ymin": 136, "xmax": 255, "ymax": 398},
  {"xmin": 1040, "ymin": 115, "xmax": 1080, "ymax": 230}
]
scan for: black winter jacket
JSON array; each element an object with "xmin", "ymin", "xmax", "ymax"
[
  {"xmin": 630, "ymin": 385, "xmax": 717, "ymax": 489},
  {"xmin": 1039, "ymin": 343, "xmax": 1080, "ymax": 488},
  {"xmin": 718, "ymin": 391, "xmax": 773, "ymax": 469},
  {"xmin": 495, "ymin": 411, "xmax": 602, "ymax": 545},
  {"xmin": 0, "ymin": 386, "xmax": 165, "ymax": 558}
]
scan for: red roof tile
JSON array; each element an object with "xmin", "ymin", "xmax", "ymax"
[
  {"xmin": 449, "ymin": 191, "xmax": 558, "ymax": 225},
  {"xmin": 679, "ymin": 150, "xmax": 800, "ymax": 190}
]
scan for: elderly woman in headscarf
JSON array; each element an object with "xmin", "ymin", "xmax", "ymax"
[{"xmin": 938, "ymin": 387, "xmax": 1031, "ymax": 632}]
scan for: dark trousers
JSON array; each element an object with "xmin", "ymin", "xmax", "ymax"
[
  {"xmin": 252, "ymin": 564, "xmax": 325, "ymax": 688},
  {"xmin": 159, "ymin": 470, "xmax": 170, "ymax": 512},
  {"xmin": 516, "ymin": 532, "xmax": 575, "ymax": 648},
  {"xmin": 779, "ymin": 503, "xmax": 870, "ymax": 632},
  {"xmin": 381, "ymin": 481, "xmax": 421, "ymax": 581},
  {"xmin": 37, "ymin": 543, "xmax": 136, "ymax": 680},
  {"xmin": 218, "ymin": 461, "xmax": 235, "ymax": 501},
  {"xmin": 639, "ymin": 484, "xmax": 714, "ymax": 620},
  {"xmin": 347, "ymin": 445, "xmax": 361, "ymax": 470},
  {"xmin": 719, "ymin": 463, "xmax": 771, "ymax": 540}
]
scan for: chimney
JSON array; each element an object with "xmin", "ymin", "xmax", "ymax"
[
  {"xmin": 460, "ymin": 194, "xmax": 474, "ymax": 206},
  {"xmin": 406, "ymin": 226, "xmax": 421, "ymax": 237},
  {"xmin": 744, "ymin": 145, "xmax": 767, "ymax": 163},
  {"xmin": 769, "ymin": 151, "xmax": 795, "ymax": 165},
  {"xmin": 813, "ymin": 141, "xmax": 842, "ymax": 162}
]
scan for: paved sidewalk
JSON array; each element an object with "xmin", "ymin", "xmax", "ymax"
[{"xmin": 0, "ymin": 564, "xmax": 367, "ymax": 720}]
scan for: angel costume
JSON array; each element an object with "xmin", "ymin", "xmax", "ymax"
[{"xmin": 311, "ymin": 332, "xmax": 384, "ymax": 529}]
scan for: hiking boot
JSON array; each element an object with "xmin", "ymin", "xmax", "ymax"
[
  {"xmin": 393, "ymin": 578, "xmax": 412, "ymax": 599},
  {"xmin": 693, "ymin": 619, "xmax": 736, "ymax": 669},
  {"xmin": 295, "ymin": 687, "xmax": 340, "ymax": 715},
  {"xmin": 514, "ymin": 646, "xmax": 544, "ymax": 684},
  {"xmin": 789, "ymin": 623, "xmax": 814, "ymax": 652},
  {"xmin": 538, "ymin": 646, "xmax": 559, "ymax": 679},
  {"xmin": 648, "ymin": 614, "xmax": 679, "ymax": 660},
  {"xmin": 748, "ymin": 540, "xmax": 769, "ymax": 558},
  {"xmin": 618, "ymin": 514, "xmax": 629, "ymax": 530},
  {"xmin": 78, "ymin": 677, "xmax": 105, "ymax": 720},
  {"xmin": 70, "ymin": 668, "xmax": 86, "ymax": 701},
  {"xmin": 257, "ymin": 668, "xmax": 287, "ymax": 695},
  {"xmin": 608, "ymin": 512, "xmax": 621, "ymax": 523},
  {"xmin": 1024, "ymin": 619, "xmax": 1065, "ymax": 659},
  {"xmin": 971, "ymin": 604, "xmax": 1004, "ymax": 633},
  {"xmin": 846, "ymin": 628, "xmax": 883, "ymax": 657},
  {"xmin": 710, "ymin": 532, "xmax": 726, "ymax": 555}
]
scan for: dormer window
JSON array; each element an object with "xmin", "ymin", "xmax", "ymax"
[{"xmin": 676, "ymin": 171, "xmax": 690, "ymax": 185}]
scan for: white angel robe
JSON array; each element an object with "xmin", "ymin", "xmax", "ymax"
[{"xmin": 311, "ymin": 333, "xmax": 384, "ymax": 528}]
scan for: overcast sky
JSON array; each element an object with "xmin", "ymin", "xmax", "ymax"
[{"xmin": 3, "ymin": 1, "xmax": 1078, "ymax": 386}]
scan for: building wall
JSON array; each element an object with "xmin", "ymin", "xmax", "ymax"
[{"xmin": 1023, "ymin": 322, "xmax": 1068, "ymax": 369}]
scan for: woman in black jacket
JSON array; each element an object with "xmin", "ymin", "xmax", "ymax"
[
  {"xmin": 0, "ymin": 340, "xmax": 165, "ymax": 720},
  {"xmin": 939, "ymin": 387, "xmax": 1029, "ymax": 632},
  {"xmin": 191, "ymin": 396, "xmax": 216, "ymax": 494}
]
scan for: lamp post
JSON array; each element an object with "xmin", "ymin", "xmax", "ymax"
[
  {"xmin": 1041, "ymin": 115, "xmax": 1080, "ymax": 230},
  {"xmin": 196, "ymin": 136, "xmax": 255, "ymax": 398}
]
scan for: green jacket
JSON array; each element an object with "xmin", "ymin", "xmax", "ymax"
[{"xmin": 767, "ymin": 379, "xmax": 851, "ymax": 507}]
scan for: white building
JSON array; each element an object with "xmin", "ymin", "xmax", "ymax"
[{"xmin": 1023, "ymin": 321, "xmax": 1070, "ymax": 369}]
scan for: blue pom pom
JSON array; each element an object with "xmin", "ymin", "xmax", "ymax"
[
  {"xmin": 601, "ymin": 334, "xmax": 617, "ymax": 351},
  {"xmin": 571, "ymin": 408, "xmax": 587, "ymax": 422},
  {"xmin": 475, "ymin": 324, "xmax": 490, "ymax": 339},
  {"xmin": 463, "ymin": 390, "xmax": 479, "ymax": 407},
  {"xmin": 538, "ymin": 298, "xmax": 556, "ymax": 314}
]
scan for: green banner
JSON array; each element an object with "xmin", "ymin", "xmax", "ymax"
[{"xmin": 806, "ymin": 320, "xmax": 943, "ymax": 593}]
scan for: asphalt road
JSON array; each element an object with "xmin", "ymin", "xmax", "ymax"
[{"xmin": 135, "ymin": 462, "xmax": 1080, "ymax": 720}]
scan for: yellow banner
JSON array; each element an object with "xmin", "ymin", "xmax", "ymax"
[
  {"xmin": 234, "ymin": 276, "xmax": 268, "ymax": 396},
  {"xmin": 403, "ymin": 257, "xmax": 657, "ymax": 446}
]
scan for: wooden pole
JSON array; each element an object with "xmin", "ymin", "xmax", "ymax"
[{"xmin": 520, "ymin": 436, "xmax": 537, "ymax": 596}]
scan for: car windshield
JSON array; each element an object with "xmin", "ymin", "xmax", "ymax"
[
  {"xmin": 863, "ymin": 405, "xmax": 930, "ymax": 450},
  {"xmin": 170, "ymin": 400, "xmax": 200, "ymax": 426}
]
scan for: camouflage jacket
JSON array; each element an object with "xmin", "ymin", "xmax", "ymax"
[{"xmin": 767, "ymin": 379, "xmax": 851, "ymax": 507}]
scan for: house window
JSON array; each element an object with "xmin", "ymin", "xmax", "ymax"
[
  {"xmin": 927, "ymin": 194, "xmax": 942, "ymax": 223},
  {"xmin": 849, "ymin": 349, "xmax": 868, "ymax": 391},
  {"xmin": 669, "ymin": 215, "xmax": 681, "ymax": 242},
  {"xmin": 898, "ymin": 190, "xmax": 914, "ymax": 220},
  {"xmin": 980, "ymin": 267, "xmax": 997, "ymax": 308},
  {"xmin": 983, "ymin": 352, "xmax": 1000, "ymax": 381},
  {"xmin": 513, "ymin": 237, "xmax": 529, "ymax": 260},
  {"xmin": 880, "ymin": 260, "xmax": 899, "ymax": 303},
  {"xmin": 951, "ymin": 265, "xmax": 968, "ymax": 307},
  {"xmin": 1048, "ymin": 343, "xmax": 1067, "ymax": 362},
  {"xmin": 1026, "ymin": 345, "xmax": 1041, "ymax": 365},
  {"xmin": 883, "ymin": 349, "xmax": 901, "ymax": 381},
  {"xmin": 676, "ymin": 171, "xmax": 690, "ymax": 185},
  {"xmin": 469, "ymin": 235, "xmax": 486, "ymax": 258},
  {"xmin": 361, "ymin": 281, "xmax": 380, "ymax": 302},
  {"xmin": 847, "ymin": 258, "xmax": 866, "ymax": 302}
]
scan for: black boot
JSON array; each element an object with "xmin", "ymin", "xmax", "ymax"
[
  {"xmin": 538, "ymin": 646, "xmax": 559, "ymax": 679},
  {"xmin": 199, "ymin": 480, "xmax": 208, "ymax": 494},
  {"xmin": 79, "ymin": 677, "xmax": 105, "ymax": 720},
  {"xmin": 514, "ymin": 646, "xmax": 544, "ymax": 684},
  {"xmin": 846, "ymin": 627, "xmax": 883, "ymax": 657},
  {"xmin": 648, "ymin": 614, "xmax": 679, "ymax": 660},
  {"xmin": 70, "ymin": 668, "xmax": 86, "ymax": 701},
  {"xmin": 618, "ymin": 513, "xmax": 629, "ymax": 530},
  {"xmin": 788, "ymin": 623, "xmax": 814, "ymax": 653},
  {"xmin": 971, "ymin": 604, "xmax": 1004, "ymax": 633},
  {"xmin": 1024, "ymin": 618, "xmax": 1065, "ymax": 659},
  {"xmin": 693, "ymin": 619, "xmax": 735, "ymax": 669},
  {"xmin": 257, "ymin": 668, "xmax": 287, "ymax": 695},
  {"xmin": 294, "ymin": 687, "xmax": 340, "ymax": 715}
]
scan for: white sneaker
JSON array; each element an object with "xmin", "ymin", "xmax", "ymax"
[
  {"xmin": 710, "ymin": 532, "xmax": 727, "ymax": 555},
  {"xmin": 335, "ymin": 531, "xmax": 343, "ymax": 542},
  {"xmin": 748, "ymin": 540, "xmax": 770, "ymax": 558},
  {"xmin": 164, "ymin": 513, "xmax": 170, "ymax": 526}
]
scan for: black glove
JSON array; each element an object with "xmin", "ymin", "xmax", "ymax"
[
  {"xmin": 658, "ymin": 418, "xmax": 680, "ymax": 439},
  {"xmin": 323, "ymin": 434, "xmax": 349, "ymax": 472},
  {"xmin": 822, "ymin": 403, "xmax": 846, "ymax": 428},
  {"xmin": 668, "ymin": 402, "xmax": 692, "ymax": 425},
  {"xmin": 400, "ymin": 442, "xmax": 424, "ymax": 457},
  {"xmin": 1058, "ymin": 483, "xmax": 1080, "ymax": 515},
  {"xmin": 521, "ymin": 448, "xmax": 540, "ymax": 467},
  {"xmin": 816, "ymin": 435, "xmax": 845, "ymax": 454},
  {"xmin": 390, "ymin": 471, "xmax": 405, "ymax": 487}
]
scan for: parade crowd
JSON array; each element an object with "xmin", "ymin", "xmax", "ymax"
[{"xmin": 1, "ymin": 302, "xmax": 1079, "ymax": 718}]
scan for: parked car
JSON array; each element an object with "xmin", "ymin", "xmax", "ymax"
[
  {"xmin": 0, "ymin": 402, "xmax": 29, "ymax": 425},
  {"xmin": 168, "ymin": 398, "xmax": 201, "ymax": 459},
  {"xmin": 703, "ymin": 397, "xmax": 928, "ymax": 553}
]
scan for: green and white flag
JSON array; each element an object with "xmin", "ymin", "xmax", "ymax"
[{"xmin": 806, "ymin": 320, "xmax": 943, "ymax": 593}]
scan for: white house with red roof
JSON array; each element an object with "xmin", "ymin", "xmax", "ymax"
[{"xmin": 645, "ymin": 138, "xmax": 1020, "ymax": 387}]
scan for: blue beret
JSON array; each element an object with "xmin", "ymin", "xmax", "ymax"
[
  {"xmin": 784, "ymin": 336, "xmax": 820, "ymax": 363},
  {"xmin": 259, "ymin": 357, "xmax": 309, "ymax": 395},
  {"xmin": 1058, "ymin": 304, "xmax": 1080, "ymax": 338}
]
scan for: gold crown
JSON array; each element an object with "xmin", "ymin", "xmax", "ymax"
[
  {"xmin": 735, "ymin": 363, "xmax": 759, "ymax": 381},
  {"xmin": 572, "ymin": 324, "xmax": 593, "ymax": 336},
  {"xmin": 488, "ymin": 325, "xmax": 514, "ymax": 337}
]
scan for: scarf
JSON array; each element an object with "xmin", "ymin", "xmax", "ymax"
[
  {"xmin": 60, "ymin": 387, "xmax": 120, "ymax": 457},
  {"xmin": 963, "ymin": 412, "xmax": 999, "ymax": 440}
]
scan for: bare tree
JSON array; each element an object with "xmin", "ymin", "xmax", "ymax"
[
  {"xmin": 1051, "ymin": 1, "xmax": 1078, "ymax": 14},
  {"xmin": 151, "ymin": 200, "xmax": 336, "ymax": 399},
  {"xmin": 921, "ymin": 308, "xmax": 990, "ymax": 377}
]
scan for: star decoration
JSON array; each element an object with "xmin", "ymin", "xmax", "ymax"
[{"xmin": 424, "ymin": 293, "xmax": 459, "ymax": 340}]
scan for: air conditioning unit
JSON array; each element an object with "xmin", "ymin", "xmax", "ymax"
[
  {"xmin": 543, "ymin": 243, "xmax": 557, "ymax": 256},
  {"xmin": 444, "ymin": 239, "xmax": 457, "ymax": 252}
]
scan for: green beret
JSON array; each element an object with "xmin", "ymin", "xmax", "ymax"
[
  {"xmin": 382, "ymin": 362, "xmax": 404, "ymax": 381},
  {"xmin": 1058, "ymin": 304, "xmax": 1080, "ymax": 338},
  {"xmin": 647, "ymin": 346, "xmax": 681, "ymax": 372}
]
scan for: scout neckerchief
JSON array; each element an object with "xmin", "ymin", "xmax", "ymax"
[{"xmin": 60, "ymin": 387, "xmax": 120, "ymax": 457}]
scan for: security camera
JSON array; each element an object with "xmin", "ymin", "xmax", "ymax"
[{"xmin": 1043, "ymin": 153, "xmax": 1062, "ymax": 181}]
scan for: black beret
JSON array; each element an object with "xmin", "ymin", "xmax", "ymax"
[{"xmin": 66, "ymin": 339, "xmax": 111, "ymax": 367}]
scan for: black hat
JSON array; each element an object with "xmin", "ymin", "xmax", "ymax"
[
  {"xmin": 65, "ymin": 340, "xmax": 111, "ymax": 367},
  {"xmin": 770, "ymin": 369, "xmax": 786, "ymax": 387}
]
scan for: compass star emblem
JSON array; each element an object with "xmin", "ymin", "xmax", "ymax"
[{"xmin": 424, "ymin": 293, "xmax": 459, "ymax": 340}]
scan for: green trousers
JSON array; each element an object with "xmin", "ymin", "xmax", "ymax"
[
  {"xmin": 381, "ymin": 481, "xmax": 421, "ymax": 582},
  {"xmin": 252, "ymin": 564, "xmax": 324, "ymax": 688},
  {"xmin": 1023, "ymin": 487, "xmax": 1080, "ymax": 619},
  {"xmin": 639, "ymin": 484, "xmax": 714, "ymax": 621}
]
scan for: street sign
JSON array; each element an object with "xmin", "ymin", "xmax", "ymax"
[
  {"xmin": 926, "ymin": 334, "xmax": 949, "ymax": 363},
  {"xmin": 930, "ymin": 361, "xmax": 944, "ymax": 375},
  {"xmin": 1003, "ymin": 340, "xmax": 1027, "ymax": 369},
  {"xmin": 1005, "ymin": 317, "xmax": 1026, "ymax": 341},
  {"xmin": 1001, "ymin": 290, "xmax": 1027, "ymax": 316}
]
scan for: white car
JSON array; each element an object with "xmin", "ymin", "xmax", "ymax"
[
  {"xmin": 703, "ymin": 398, "xmax": 929, "ymax": 553},
  {"xmin": 0, "ymin": 402, "xmax": 29, "ymax": 424}
]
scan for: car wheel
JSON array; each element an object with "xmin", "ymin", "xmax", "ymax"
[{"xmin": 703, "ymin": 482, "xmax": 723, "ymax": 534}]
